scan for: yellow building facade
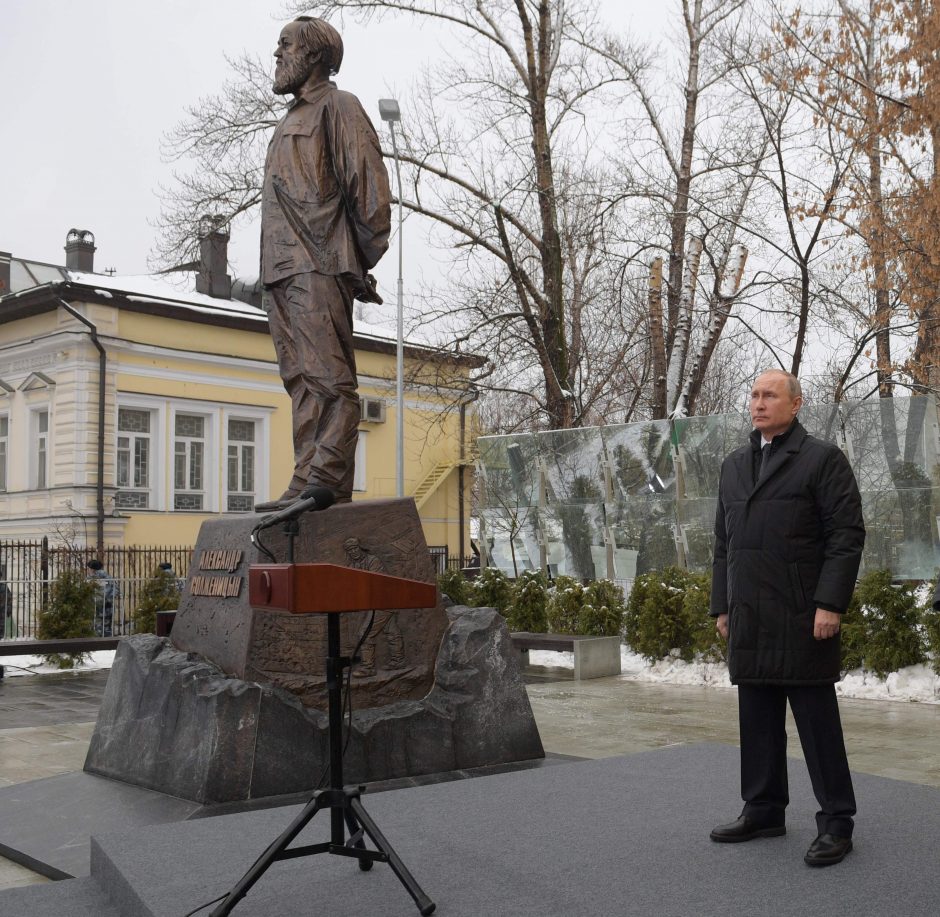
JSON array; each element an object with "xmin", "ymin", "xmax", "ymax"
[{"xmin": 0, "ymin": 243, "xmax": 480, "ymax": 559}]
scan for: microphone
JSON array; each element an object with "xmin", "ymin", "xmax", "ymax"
[{"xmin": 256, "ymin": 485, "xmax": 335, "ymax": 529}]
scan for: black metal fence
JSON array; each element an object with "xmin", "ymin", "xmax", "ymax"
[
  {"xmin": 1, "ymin": 541, "xmax": 472, "ymax": 642},
  {"xmin": 0, "ymin": 540, "xmax": 193, "ymax": 640},
  {"xmin": 428, "ymin": 546, "xmax": 478, "ymax": 574}
]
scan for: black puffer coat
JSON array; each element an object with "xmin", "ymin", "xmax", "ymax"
[{"xmin": 710, "ymin": 421, "xmax": 865, "ymax": 685}]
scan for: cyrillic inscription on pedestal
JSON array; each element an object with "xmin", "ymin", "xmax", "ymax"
[{"xmin": 171, "ymin": 498, "xmax": 446, "ymax": 711}]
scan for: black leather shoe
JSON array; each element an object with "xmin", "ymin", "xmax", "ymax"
[
  {"xmin": 804, "ymin": 833, "xmax": 853, "ymax": 866},
  {"xmin": 710, "ymin": 816, "xmax": 786, "ymax": 843}
]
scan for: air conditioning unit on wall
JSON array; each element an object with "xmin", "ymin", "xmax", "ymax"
[{"xmin": 360, "ymin": 396, "xmax": 387, "ymax": 423}]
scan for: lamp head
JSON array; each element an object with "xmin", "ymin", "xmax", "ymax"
[{"xmin": 378, "ymin": 98, "xmax": 401, "ymax": 122}]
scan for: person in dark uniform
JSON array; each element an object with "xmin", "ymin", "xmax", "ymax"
[
  {"xmin": 0, "ymin": 564, "xmax": 14, "ymax": 639},
  {"xmin": 709, "ymin": 369, "xmax": 865, "ymax": 867},
  {"xmin": 87, "ymin": 559, "xmax": 119, "ymax": 637}
]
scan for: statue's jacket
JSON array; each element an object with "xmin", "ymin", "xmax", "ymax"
[{"xmin": 261, "ymin": 81, "xmax": 391, "ymax": 295}]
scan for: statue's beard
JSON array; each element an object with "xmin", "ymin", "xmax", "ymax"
[{"xmin": 273, "ymin": 56, "xmax": 313, "ymax": 95}]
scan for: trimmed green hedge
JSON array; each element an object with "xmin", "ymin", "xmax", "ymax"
[
  {"xmin": 842, "ymin": 569, "xmax": 929, "ymax": 677},
  {"xmin": 132, "ymin": 568, "xmax": 180, "ymax": 635},
  {"xmin": 437, "ymin": 564, "xmax": 940, "ymax": 677},
  {"xmin": 507, "ymin": 570, "xmax": 549, "ymax": 633},
  {"xmin": 38, "ymin": 567, "xmax": 95, "ymax": 669},
  {"xmin": 624, "ymin": 567, "xmax": 722, "ymax": 663},
  {"xmin": 436, "ymin": 568, "xmax": 624, "ymax": 638}
]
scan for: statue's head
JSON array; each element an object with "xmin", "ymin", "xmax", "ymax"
[{"xmin": 273, "ymin": 16, "xmax": 344, "ymax": 96}]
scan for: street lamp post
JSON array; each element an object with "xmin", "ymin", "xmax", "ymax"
[{"xmin": 378, "ymin": 98, "xmax": 404, "ymax": 499}]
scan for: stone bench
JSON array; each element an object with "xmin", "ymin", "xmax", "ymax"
[
  {"xmin": 510, "ymin": 632, "xmax": 622, "ymax": 680},
  {"xmin": 0, "ymin": 637, "xmax": 122, "ymax": 678}
]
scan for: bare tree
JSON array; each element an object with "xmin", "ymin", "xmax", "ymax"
[
  {"xmin": 155, "ymin": 54, "xmax": 281, "ymax": 268},
  {"xmin": 157, "ymin": 0, "xmax": 775, "ymax": 434},
  {"xmin": 586, "ymin": 0, "xmax": 760, "ymax": 419}
]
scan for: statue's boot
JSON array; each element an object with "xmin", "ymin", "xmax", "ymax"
[{"xmin": 254, "ymin": 475, "xmax": 307, "ymax": 512}]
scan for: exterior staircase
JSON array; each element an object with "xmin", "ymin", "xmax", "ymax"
[{"xmin": 411, "ymin": 450, "xmax": 476, "ymax": 510}]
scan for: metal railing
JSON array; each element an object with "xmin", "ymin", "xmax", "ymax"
[
  {"xmin": 1, "ymin": 541, "xmax": 469, "ymax": 641},
  {"xmin": 0, "ymin": 540, "xmax": 192, "ymax": 640}
]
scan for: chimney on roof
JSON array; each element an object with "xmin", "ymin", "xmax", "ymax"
[
  {"xmin": 65, "ymin": 229, "xmax": 96, "ymax": 272},
  {"xmin": 0, "ymin": 251, "xmax": 10, "ymax": 297},
  {"xmin": 195, "ymin": 220, "xmax": 232, "ymax": 299}
]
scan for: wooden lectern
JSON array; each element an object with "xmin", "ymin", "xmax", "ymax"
[
  {"xmin": 248, "ymin": 562, "xmax": 437, "ymax": 614},
  {"xmin": 210, "ymin": 564, "xmax": 437, "ymax": 917}
]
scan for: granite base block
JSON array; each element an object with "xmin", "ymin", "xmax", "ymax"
[
  {"xmin": 573, "ymin": 636, "xmax": 622, "ymax": 680},
  {"xmin": 84, "ymin": 606, "xmax": 543, "ymax": 804}
]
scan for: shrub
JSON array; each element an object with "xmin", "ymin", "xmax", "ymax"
[
  {"xmin": 546, "ymin": 575, "xmax": 584, "ymax": 634},
  {"xmin": 624, "ymin": 566, "xmax": 702, "ymax": 662},
  {"xmin": 437, "ymin": 568, "xmax": 473, "ymax": 607},
  {"xmin": 38, "ymin": 567, "xmax": 95, "ymax": 669},
  {"xmin": 578, "ymin": 579, "xmax": 626, "ymax": 637},
  {"xmin": 469, "ymin": 566, "xmax": 512, "ymax": 614},
  {"xmin": 683, "ymin": 571, "xmax": 725, "ymax": 663},
  {"xmin": 923, "ymin": 596, "xmax": 940, "ymax": 676},
  {"xmin": 133, "ymin": 568, "xmax": 181, "ymax": 635},
  {"xmin": 507, "ymin": 570, "xmax": 549, "ymax": 632},
  {"xmin": 843, "ymin": 569, "xmax": 926, "ymax": 678},
  {"xmin": 838, "ymin": 598, "xmax": 867, "ymax": 673}
]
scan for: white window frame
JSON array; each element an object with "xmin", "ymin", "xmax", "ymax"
[
  {"xmin": 113, "ymin": 396, "xmax": 273, "ymax": 515},
  {"xmin": 115, "ymin": 396, "xmax": 167, "ymax": 511},
  {"xmin": 0, "ymin": 413, "xmax": 8, "ymax": 492},
  {"xmin": 354, "ymin": 431, "xmax": 367, "ymax": 493},
  {"xmin": 223, "ymin": 412, "xmax": 268, "ymax": 512},
  {"xmin": 115, "ymin": 406, "xmax": 156, "ymax": 510},
  {"xmin": 172, "ymin": 407, "xmax": 216, "ymax": 513},
  {"xmin": 30, "ymin": 407, "xmax": 51, "ymax": 490}
]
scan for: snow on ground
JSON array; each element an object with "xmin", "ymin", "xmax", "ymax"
[
  {"xmin": 529, "ymin": 646, "xmax": 940, "ymax": 705},
  {"xmin": 0, "ymin": 650, "xmax": 116, "ymax": 677},
  {"xmin": 3, "ymin": 646, "xmax": 939, "ymax": 706}
]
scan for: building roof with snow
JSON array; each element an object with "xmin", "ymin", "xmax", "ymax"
[{"xmin": 0, "ymin": 233, "xmax": 482, "ymax": 366}]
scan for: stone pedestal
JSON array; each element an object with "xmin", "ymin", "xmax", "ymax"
[
  {"xmin": 84, "ymin": 606, "xmax": 544, "ymax": 804},
  {"xmin": 170, "ymin": 498, "xmax": 446, "ymax": 710}
]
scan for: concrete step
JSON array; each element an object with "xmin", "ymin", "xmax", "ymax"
[{"xmin": 0, "ymin": 876, "xmax": 122, "ymax": 917}]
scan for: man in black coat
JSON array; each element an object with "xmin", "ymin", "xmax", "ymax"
[{"xmin": 709, "ymin": 369, "xmax": 865, "ymax": 867}]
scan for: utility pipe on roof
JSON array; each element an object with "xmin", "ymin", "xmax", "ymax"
[{"xmin": 57, "ymin": 297, "xmax": 106, "ymax": 557}]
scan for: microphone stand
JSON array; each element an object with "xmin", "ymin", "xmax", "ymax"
[
  {"xmin": 209, "ymin": 513, "xmax": 435, "ymax": 917},
  {"xmin": 283, "ymin": 517, "xmax": 299, "ymax": 565}
]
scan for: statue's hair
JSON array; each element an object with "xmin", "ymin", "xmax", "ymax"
[
  {"xmin": 293, "ymin": 16, "xmax": 344, "ymax": 75},
  {"xmin": 755, "ymin": 368, "xmax": 802, "ymax": 399}
]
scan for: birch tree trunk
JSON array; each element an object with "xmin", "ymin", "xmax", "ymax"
[
  {"xmin": 665, "ymin": 235, "xmax": 702, "ymax": 411},
  {"xmin": 648, "ymin": 257, "xmax": 668, "ymax": 419}
]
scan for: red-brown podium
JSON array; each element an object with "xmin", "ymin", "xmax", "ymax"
[{"xmin": 210, "ymin": 563, "xmax": 437, "ymax": 916}]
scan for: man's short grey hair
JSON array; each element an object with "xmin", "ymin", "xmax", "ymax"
[
  {"xmin": 293, "ymin": 16, "xmax": 344, "ymax": 75},
  {"xmin": 756, "ymin": 369, "xmax": 802, "ymax": 399}
]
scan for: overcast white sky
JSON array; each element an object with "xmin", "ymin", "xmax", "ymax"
[{"xmin": 0, "ymin": 1, "xmax": 664, "ymax": 300}]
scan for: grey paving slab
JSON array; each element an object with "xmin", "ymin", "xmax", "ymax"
[
  {"xmin": 0, "ymin": 772, "xmax": 201, "ymax": 879},
  {"xmin": 527, "ymin": 673, "xmax": 940, "ymax": 786},
  {"xmin": 0, "ymin": 670, "xmax": 109, "ymax": 729},
  {"xmin": 0, "ymin": 876, "xmax": 120, "ymax": 917},
  {"xmin": 55, "ymin": 744, "xmax": 940, "ymax": 917}
]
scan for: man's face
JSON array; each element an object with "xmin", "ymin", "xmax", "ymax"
[
  {"xmin": 273, "ymin": 22, "xmax": 315, "ymax": 95},
  {"xmin": 750, "ymin": 372, "xmax": 802, "ymax": 438}
]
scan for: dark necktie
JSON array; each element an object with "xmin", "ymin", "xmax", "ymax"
[{"xmin": 759, "ymin": 443, "xmax": 772, "ymax": 479}]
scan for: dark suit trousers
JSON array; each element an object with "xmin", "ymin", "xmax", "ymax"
[
  {"xmin": 738, "ymin": 683, "xmax": 856, "ymax": 837},
  {"xmin": 266, "ymin": 272, "xmax": 360, "ymax": 501}
]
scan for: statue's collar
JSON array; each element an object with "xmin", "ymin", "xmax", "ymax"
[{"xmin": 290, "ymin": 81, "xmax": 335, "ymax": 108}]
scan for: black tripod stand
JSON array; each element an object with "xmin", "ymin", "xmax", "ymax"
[{"xmin": 210, "ymin": 524, "xmax": 435, "ymax": 915}]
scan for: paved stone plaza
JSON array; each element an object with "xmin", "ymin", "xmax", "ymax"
[{"xmin": 2, "ymin": 665, "xmax": 939, "ymax": 890}]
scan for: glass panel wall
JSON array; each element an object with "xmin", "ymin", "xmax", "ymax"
[{"xmin": 476, "ymin": 394, "xmax": 940, "ymax": 581}]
